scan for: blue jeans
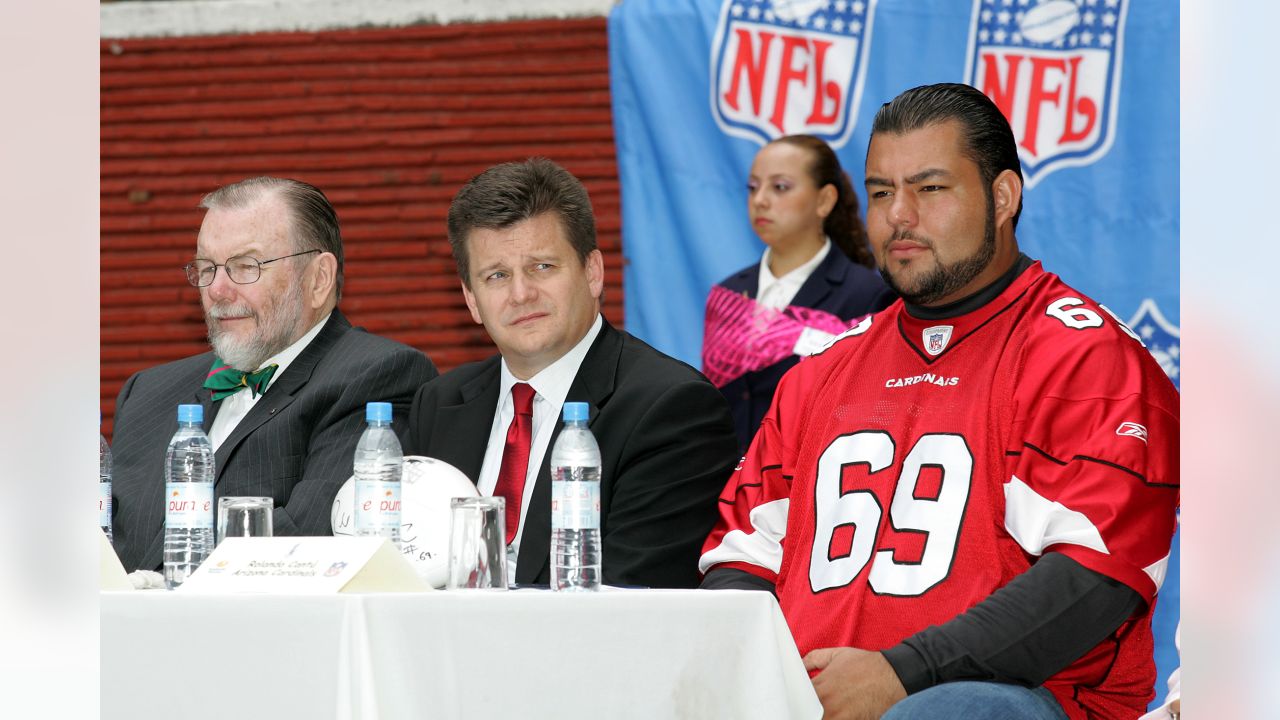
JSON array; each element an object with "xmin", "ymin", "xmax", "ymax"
[{"xmin": 883, "ymin": 682, "xmax": 1068, "ymax": 720}]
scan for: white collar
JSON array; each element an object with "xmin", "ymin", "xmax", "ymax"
[
  {"xmin": 255, "ymin": 311, "xmax": 330, "ymax": 391},
  {"xmin": 498, "ymin": 313, "xmax": 603, "ymax": 410},
  {"xmin": 757, "ymin": 237, "xmax": 831, "ymax": 302}
]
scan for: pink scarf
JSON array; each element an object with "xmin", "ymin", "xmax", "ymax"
[{"xmin": 701, "ymin": 284, "xmax": 863, "ymax": 388}]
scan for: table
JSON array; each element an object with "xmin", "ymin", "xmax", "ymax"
[{"xmin": 101, "ymin": 588, "xmax": 822, "ymax": 719}]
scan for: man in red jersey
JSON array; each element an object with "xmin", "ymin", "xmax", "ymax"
[{"xmin": 699, "ymin": 83, "xmax": 1179, "ymax": 720}]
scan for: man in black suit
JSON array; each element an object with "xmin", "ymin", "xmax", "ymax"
[
  {"xmin": 406, "ymin": 158, "xmax": 737, "ymax": 588},
  {"xmin": 111, "ymin": 177, "xmax": 437, "ymax": 573}
]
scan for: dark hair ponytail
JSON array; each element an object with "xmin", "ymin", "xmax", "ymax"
[{"xmin": 770, "ymin": 135, "xmax": 875, "ymax": 268}]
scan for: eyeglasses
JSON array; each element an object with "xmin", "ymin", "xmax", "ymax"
[{"xmin": 183, "ymin": 249, "xmax": 320, "ymax": 287}]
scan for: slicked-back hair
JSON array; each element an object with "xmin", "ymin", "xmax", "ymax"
[
  {"xmin": 199, "ymin": 176, "xmax": 345, "ymax": 300},
  {"xmin": 769, "ymin": 134, "xmax": 874, "ymax": 268},
  {"xmin": 870, "ymin": 83, "xmax": 1024, "ymax": 229},
  {"xmin": 447, "ymin": 157, "xmax": 597, "ymax": 287}
]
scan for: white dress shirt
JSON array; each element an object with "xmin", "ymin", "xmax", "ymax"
[
  {"xmin": 755, "ymin": 239, "xmax": 838, "ymax": 356},
  {"xmin": 208, "ymin": 313, "xmax": 330, "ymax": 452},
  {"xmin": 755, "ymin": 237, "xmax": 831, "ymax": 310},
  {"xmin": 477, "ymin": 313, "xmax": 603, "ymax": 570}
]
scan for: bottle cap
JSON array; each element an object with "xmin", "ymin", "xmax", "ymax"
[
  {"xmin": 562, "ymin": 402, "xmax": 589, "ymax": 423},
  {"xmin": 177, "ymin": 404, "xmax": 203, "ymax": 423},
  {"xmin": 366, "ymin": 401, "xmax": 392, "ymax": 423}
]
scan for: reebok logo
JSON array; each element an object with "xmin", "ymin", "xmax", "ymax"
[{"xmin": 1115, "ymin": 422, "xmax": 1148, "ymax": 443}]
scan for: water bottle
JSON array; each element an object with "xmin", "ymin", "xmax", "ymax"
[
  {"xmin": 550, "ymin": 402, "xmax": 602, "ymax": 591},
  {"xmin": 354, "ymin": 401, "xmax": 402, "ymax": 547},
  {"xmin": 99, "ymin": 413, "xmax": 113, "ymax": 544},
  {"xmin": 163, "ymin": 404, "xmax": 215, "ymax": 588}
]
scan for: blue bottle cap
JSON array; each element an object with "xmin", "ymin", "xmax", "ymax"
[
  {"xmin": 562, "ymin": 402, "xmax": 589, "ymax": 422},
  {"xmin": 366, "ymin": 402, "xmax": 392, "ymax": 423},
  {"xmin": 177, "ymin": 404, "xmax": 203, "ymax": 423}
]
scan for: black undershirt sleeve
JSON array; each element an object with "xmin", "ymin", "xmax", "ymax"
[
  {"xmin": 881, "ymin": 553, "xmax": 1142, "ymax": 693},
  {"xmin": 700, "ymin": 567, "xmax": 778, "ymax": 593}
]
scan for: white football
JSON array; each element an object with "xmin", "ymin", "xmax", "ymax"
[
  {"xmin": 1018, "ymin": 0, "xmax": 1081, "ymax": 44},
  {"xmin": 772, "ymin": 0, "xmax": 828, "ymax": 25},
  {"xmin": 331, "ymin": 456, "xmax": 478, "ymax": 588}
]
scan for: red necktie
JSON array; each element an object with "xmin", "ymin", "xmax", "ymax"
[{"xmin": 494, "ymin": 382, "xmax": 535, "ymax": 544}]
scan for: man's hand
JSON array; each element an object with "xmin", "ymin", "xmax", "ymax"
[{"xmin": 803, "ymin": 647, "xmax": 907, "ymax": 720}]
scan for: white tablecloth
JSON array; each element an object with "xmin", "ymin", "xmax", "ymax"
[{"xmin": 101, "ymin": 588, "xmax": 822, "ymax": 719}]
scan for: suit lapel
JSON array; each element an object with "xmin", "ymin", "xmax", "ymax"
[
  {"xmin": 721, "ymin": 264, "xmax": 760, "ymax": 299},
  {"xmin": 429, "ymin": 363, "xmax": 501, "ymax": 486},
  {"xmin": 788, "ymin": 246, "xmax": 842, "ymax": 310},
  {"xmin": 213, "ymin": 311, "xmax": 351, "ymax": 483},
  {"xmin": 200, "ymin": 383, "xmax": 219, "ymax": 433},
  {"xmin": 515, "ymin": 321, "xmax": 621, "ymax": 583}
]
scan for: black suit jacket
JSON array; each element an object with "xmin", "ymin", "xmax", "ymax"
[
  {"xmin": 406, "ymin": 320, "xmax": 738, "ymax": 588},
  {"xmin": 713, "ymin": 249, "xmax": 895, "ymax": 451},
  {"xmin": 110, "ymin": 310, "xmax": 438, "ymax": 572}
]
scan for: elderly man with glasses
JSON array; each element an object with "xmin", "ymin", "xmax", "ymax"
[{"xmin": 109, "ymin": 176, "xmax": 437, "ymax": 574}]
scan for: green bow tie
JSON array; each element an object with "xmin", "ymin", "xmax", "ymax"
[{"xmin": 203, "ymin": 359, "xmax": 279, "ymax": 402}]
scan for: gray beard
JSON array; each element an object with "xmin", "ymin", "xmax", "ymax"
[{"xmin": 205, "ymin": 279, "xmax": 305, "ymax": 371}]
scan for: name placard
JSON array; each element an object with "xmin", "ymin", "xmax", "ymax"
[
  {"xmin": 177, "ymin": 536, "xmax": 429, "ymax": 594},
  {"xmin": 100, "ymin": 530, "xmax": 133, "ymax": 591}
]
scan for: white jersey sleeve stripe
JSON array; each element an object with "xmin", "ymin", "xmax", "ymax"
[
  {"xmin": 1003, "ymin": 475, "xmax": 1109, "ymax": 557},
  {"xmin": 698, "ymin": 498, "xmax": 789, "ymax": 575},
  {"xmin": 1142, "ymin": 553, "xmax": 1169, "ymax": 591}
]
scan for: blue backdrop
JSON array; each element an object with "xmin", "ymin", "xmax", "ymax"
[{"xmin": 609, "ymin": 0, "xmax": 1179, "ymax": 707}]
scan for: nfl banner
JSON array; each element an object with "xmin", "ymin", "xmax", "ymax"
[
  {"xmin": 609, "ymin": 0, "xmax": 1178, "ymax": 706},
  {"xmin": 711, "ymin": 0, "xmax": 877, "ymax": 148},
  {"xmin": 966, "ymin": 0, "xmax": 1129, "ymax": 187}
]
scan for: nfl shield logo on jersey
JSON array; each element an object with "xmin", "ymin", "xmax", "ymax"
[
  {"xmin": 964, "ymin": 0, "xmax": 1129, "ymax": 187},
  {"xmin": 711, "ymin": 0, "xmax": 877, "ymax": 148},
  {"xmin": 923, "ymin": 325, "xmax": 953, "ymax": 356},
  {"xmin": 1126, "ymin": 298, "xmax": 1179, "ymax": 389}
]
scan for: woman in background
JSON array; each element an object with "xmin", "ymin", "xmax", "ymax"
[{"xmin": 702, "ymin": 135, "xmax": 896, "ymax": 452}]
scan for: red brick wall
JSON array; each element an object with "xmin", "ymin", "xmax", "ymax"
[{"xmin": 101, "ymin": 18, "xmax": 621, "ymax": 439}]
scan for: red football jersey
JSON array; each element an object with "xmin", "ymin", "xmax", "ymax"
[{"xmin": 700, "ymin": 262, "xmax": 1180, "ymax": 719}]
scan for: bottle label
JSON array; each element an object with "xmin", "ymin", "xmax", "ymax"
[
  {"xmin": 99, "ymin": 482, "xmax": 112, "ymax": 528},
  {"xmin": 355, "ymin": 480, "xmax": 402, "ymax": 532},
  {"xmin": 551, "ymin": 481, "xmax": 600, "ymax": 530},
  {"xmin": 165, "ymin": 483, "xmax": 214, "ymax": 529}
]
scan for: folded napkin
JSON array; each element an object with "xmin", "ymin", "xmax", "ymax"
[{"xmin": 127, "ymin": 570, "xmax": 167, "ymax": 590}]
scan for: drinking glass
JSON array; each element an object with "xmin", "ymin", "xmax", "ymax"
[
  {"xmin": 446, "ymin": 497, "xmax": 507, "ymax": 590},
  {"xmin": 216, "ymin": 496, "xmax": 273, "ymax": 545}
]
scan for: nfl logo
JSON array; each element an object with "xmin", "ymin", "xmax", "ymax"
[
  {"xmin": 1126, "ymin": 298, "xmax": 1179, "ymax": 389},
  {"xmin": 923, "ymin": 325, "xmax": 953, "ymax": 356},
  {"xmin": 963, "ymin": 0, "xmax": 1129, "ymax": 187},
  {"xmin": 711, "ymin": 0, "xmax": 877, "ymax": 148}
]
